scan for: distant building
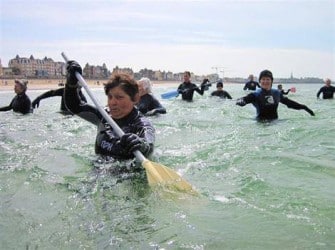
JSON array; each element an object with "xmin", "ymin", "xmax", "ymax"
[{"xmin": 8, "ymin": 55, "xmax": 65, "ymax": 78}]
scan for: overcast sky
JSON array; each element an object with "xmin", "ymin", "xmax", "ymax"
[{"xmin": 1, "ymin": 0, "xmax": 334, "ymax": 79}]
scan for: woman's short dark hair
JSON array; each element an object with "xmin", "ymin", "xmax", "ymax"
[{"xmin": 104, "ymin": 73, "xmax": 138, "ymax": 101}]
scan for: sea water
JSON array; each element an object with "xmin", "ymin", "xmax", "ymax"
[{"xmin": 0, "ymin": 83, "xmax": 334, "ymax": 249}]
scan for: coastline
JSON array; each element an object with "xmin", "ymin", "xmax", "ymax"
[{"xmin": 0, "ymin": 79, "xmax": 180, "ymax": 91}]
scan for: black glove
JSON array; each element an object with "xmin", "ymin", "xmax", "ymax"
[
  {"xmin": 303, "ymin": 106, "xmax": 315, "ymax": 116},
  {"xmin": 32, "ymin": 98, "xmax": 40, "ymax": 108},
  {"xmin": 202, "ymin": 78, "xmax": 209, "ymax": 85},
  {"xmin": 66, "ymin": 60, "xmax": 82, "ymax": 87},
  {"xmin": 236, "ymin": 98, "xmax": 246, "ymax": 106},
  {"xmin": 120, "ymin": 133, "xmax": 149, "ymax": 154}
]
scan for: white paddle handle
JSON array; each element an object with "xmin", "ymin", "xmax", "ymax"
[{"xmin": 61, "ymin": 52, "xmax": 146, "ymax": 163}]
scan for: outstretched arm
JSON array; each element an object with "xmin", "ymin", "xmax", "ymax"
[{"xmin": 280, "ymin": 97, "xmax": 315, "ymax": 116}]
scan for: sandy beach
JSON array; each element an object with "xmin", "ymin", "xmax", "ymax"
[{"xmin": 0, "ymin": 79, "xmax": 179, "ymax": 91}]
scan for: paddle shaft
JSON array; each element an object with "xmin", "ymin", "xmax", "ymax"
[{"xmin": 61, "ymin": 52, "xmax": 146, "ymax": 163}]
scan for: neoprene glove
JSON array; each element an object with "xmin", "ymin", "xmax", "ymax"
[
  {"xmin": 66, "ymin": 60, "xmax": 82, "ymax": 87},
  {"xmin": 201, "ymin": 79, "xmax": 210, "ymax": 91},
  {"xmin": 303, "ymin": 106, "xmax": 315, "ymax": 116},
  {"xmin": 32, "ymin": 98, "xmax": 40, "ymax": 108},
  {"xmin": 236, "ymin": 98, "xmax": 246, "ymax": 106},
  {"xmin": 120, "ymin": 133, "xmax": 149, "ymax": 154}
]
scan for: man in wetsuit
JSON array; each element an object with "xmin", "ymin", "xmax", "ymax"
[
  {"xmin": 0, "ymin": 79, "xmax": 33, "ymax": 115},
  {"xmin": 243, "ymin": 74, "xmax": 260, "ymax": 91},
  {"xmin": 177, "ymin": 71, "xmax": 209, "ymax": 101},
  {"xmin": 211, "ymin": 81, "xmax": 232, "ymax": 99},
  {"xmin": 32, "ymin": 87, "xmax": 87, "ymax": 114},
  {"xmin": 317, "ymin": 78, "xmax": 335, "ymax": 99},
  {"xmin": 64, "ymin": 61, "xmax": 155, "ymax": 164},
  {"xmin": 236, "ymin": 70, "xmax": 315, "ymax": 121}
]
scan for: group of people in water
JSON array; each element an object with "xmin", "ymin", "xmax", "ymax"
[{"xmin": 0, "ymin": 62, "xmax": 334, "ymax": 168}]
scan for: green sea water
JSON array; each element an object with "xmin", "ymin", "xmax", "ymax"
[{"xmin": 0, "ymin": 83, "xmax": 334, "ymax": 249}]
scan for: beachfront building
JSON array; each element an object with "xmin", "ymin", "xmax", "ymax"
[
  {"xmin": 0, "ymin": 59, "xmax": 2, "ymax": 76},
  {"xmin": 83, "ymin": 63, "xmax": 110, "ymax": 79},
  {"xmin": 8, "ymin": 55, "xmax": 65, "ymax": 78}
]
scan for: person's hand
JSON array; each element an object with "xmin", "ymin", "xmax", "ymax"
[
  {"xmin": 32, "ymin": 98, "xmax": 40, "ymax": 108},
  {"xmin": 236, "ymin": 98, "xmax": 246, "ymax": 106},
  {"xmin": 304, "ymin": 106, "xmax": 315, "ymax": 116},
  {"xmin": 202, "ymin": 78, "xmax": 209, "ymax": 85},
  {"xmin": 120, "ymin": 133, "xmax": 149, "ymax": 154},
  {"xmin": 145, "ymin": 109, "xmax": 157, "ymax": 116},
  {"xmin": 66, "ymin": 60, "xmax": 82, "ymax": 87}
]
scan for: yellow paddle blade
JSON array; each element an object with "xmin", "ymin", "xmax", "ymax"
[{"xmin": 142, "ymin": 159, "xmax": 196, "ymax": 194}]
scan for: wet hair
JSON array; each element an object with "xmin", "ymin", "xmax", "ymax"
[
  {"xmin": 138, "ymin": 77, "xmax": 153, "ymax": 93},
  {"xmin": 216, "ymin": 81, "xmax": 223, "ymax": 88},
  {"xmin": 184, "ymin": 71, "xmax": 191, "ymax": 77},
  {"xmin": 104, "ymin": 73, "xmax": 138, "ymax": 102}
]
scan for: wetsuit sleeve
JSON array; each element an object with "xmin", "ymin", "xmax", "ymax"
[
  {"xmin": 243, "ymin": 83, "xmax": 248, "ymax": 90},
  {"xmin": 280, "ymin": 97, "xmax": 315, "ymax": 116},
  {"xmin": 316, "ymin": 87, "xmax": 322, "ymax": 98},
  {"xmin": 236, "ymin": 93, "xmax": 255, "ymax": 106},
  {"xmin": 256, "ymin": 82, "xmax": 261, "ymax": 88},
  {"xmin": 225, "ymin": 92, "xmax": 233, "ymax": 99},
  {"xmin": 147, "ymin": 96, "xmax": 166, "ymax": 115},
  {"xmin": 0, "ymin": 105, "xmax": 12, "ymax": 111}
]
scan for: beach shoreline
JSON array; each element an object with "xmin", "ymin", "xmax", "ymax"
[{"xmin": 0, "ymin": 78, "xmax": 180, "ymax": 91}]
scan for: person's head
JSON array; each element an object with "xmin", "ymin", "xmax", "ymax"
[
  {"xmin": 259, "ymin": 70, "xmax": 273, "ymax": 90},
  {"xmin": 104, "ymin": 73, "xmax": 139, "ymax": 119},
  {"xmin": 137, "ymin": 77, "xmax": 152, "ymax": 96},
  {"xmin": 277, "ymin": 84, "xmax": 283, "ymax": 90},
  {"xmin": 14, "ymin": 79, "xmax": 28, "ymax": 94},
  {"xmin": 216, "ymin": 81, "xmax": 223, "ymax": 89},
  {"xmin": 248, "ymin": 74, "xmax": 254, "ymax": 81},
  {"xmin": 325, "ymin": 78, "xmax": 331, "ymax": 86},
  {"xmin": 183, "ymin": 71, "xmax": 191, "ymax": 83}
]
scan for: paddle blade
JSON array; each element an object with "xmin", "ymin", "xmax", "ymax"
[
  {"xmin": 290, "ymin": 87, "xmax": 296, "ymax": 93},
  {"xmin": 142, "ymin": 159, "xmax": 196, "ymax": 193},
  {"xmin": 161, "ymin": 90, "xmax": 179, "ymax": 99}
]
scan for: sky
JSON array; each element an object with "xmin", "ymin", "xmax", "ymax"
[{"xmin": 0, "ymin": 0, "xmax": 334, "ymax": 79}]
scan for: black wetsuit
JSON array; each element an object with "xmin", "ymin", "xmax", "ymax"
[
  {"xmin": 237, "ymin": 88, "xmax": 313, "ymax": 121},
  {"xmin": 317, "ymin": 86, "xmax": 335, "ymax": 99},
  {"xmin": 0, "ymin": 93, "xmax": 32, "ymax": 114},
  {"xmin": 280, "ymin": 89, "xmax": 290, "ymax": 95},
  {"xmin": 32, "ymin": 87, "xmax": 87, "ymax": 113},
  {"xmin": 64, "ymin": 85, "xmax": 155, "ymax": 160},
  {"xmin": 137, "ymin": 93, "xmax": 166, "ymax": 115},
  {"xmin": 177, "ymin": 82, "xmax": 205, "ymax": 101},
  {"xmin": 211, "ymin": 90, "xmax": 232, "ymax": 99},
  {"xmin": 243, "ymin": 80, "xmax": 260, "ymax": 91}
]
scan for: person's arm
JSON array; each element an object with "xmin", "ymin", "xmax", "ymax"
[
  {"xmin": 32, "ymin": 88, "xmax": 63, "ymax": 108},
  {"xmin": 64, "ymin": 61, "xmax": 101, "ymax": 125},
  {"xmin": 0, "ymin": 97, "xmax": 15, "ymax": 112},
  {"xmin": 282, "ymin": 89, "xmax": 290, "ymax": 95},
  {"xmin": 256, "ymin": 82, "xmax": 261, "ymax": 88},
  {"xmin": 280, "ymin": 97, "xmax": 315, "ymax": 116},
  {"xmin": 145, "ymin": 96, "xmax": 167, "ymax": 116},
  {"xmin": 225, "ymin": 91, "xmax": 233, "ymax": 99},
  {"xmin": 236, "ymin": 93, "xmax": 255, "ymax": 106},
  {"xmin": 316, "ymin": 87, "xmax": 323, "ymax": 99},
  {"xmin": 194, "ymin": 79, "xmax": 210, "ymax": 96}
]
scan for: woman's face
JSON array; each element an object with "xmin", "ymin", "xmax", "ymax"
[
  {"xmin": 260, "ymin": 77, "xmax": 272, "ymax": 91},
  {"xmin": 107, "ymin": 86, "xmax": 139, "ymax": 119}
]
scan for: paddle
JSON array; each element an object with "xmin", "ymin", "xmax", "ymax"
[
  {"xmin": 61, "ymin": 52, "xmax": 196, "ymax": 193},
  {"xmin": 161, "ymin": 82, "xmax": 214, "ymax": 99}
]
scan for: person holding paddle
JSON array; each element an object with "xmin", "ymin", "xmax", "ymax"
[
  {"xmin": 137, "ymin": 77, "xmax": 166, "ymax": 116},
  {"xmin": 236, "ymin": 69, "xmax": 315, "ymax": 121},
  {"xmin": 64, "ymin": 61, "xmax": 155, "ymax": 163},
  {"xmin": 177, "ymin": 71, "xmax": 209, "ymax": 101}
]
